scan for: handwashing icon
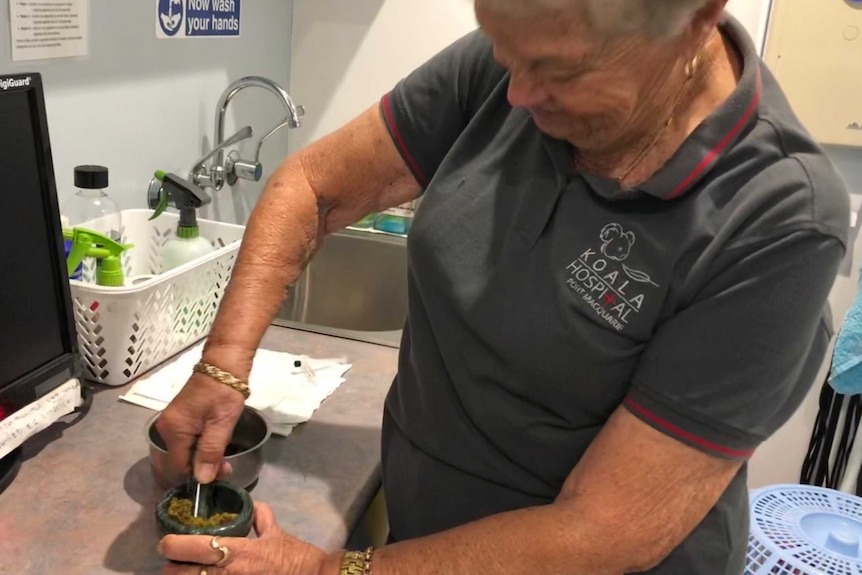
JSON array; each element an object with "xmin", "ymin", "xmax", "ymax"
[{"xmin": 158, "ymin": 0, "xmax": 183, "ymax": 36}]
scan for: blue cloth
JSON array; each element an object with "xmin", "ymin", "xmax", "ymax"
[{"xmin": 830, "ymin": 286, "xmax": 862, "ymax": 395}]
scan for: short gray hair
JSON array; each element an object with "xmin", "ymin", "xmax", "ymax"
[{"xmin": 478, "ymin": 0, "xmax": 714, "ymax": 38}]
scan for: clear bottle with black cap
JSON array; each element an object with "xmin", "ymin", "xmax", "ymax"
[
  {"xmin": 62, "ymin": 165, "xmax": 122, "ymax": 242},
  {"xmin": 60, "ymin": 165, "xmax": 122, "ymax": 281}
]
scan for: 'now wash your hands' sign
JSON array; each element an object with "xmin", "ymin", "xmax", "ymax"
[{"xmin": 156, "ymin": 0, "xmax": 241, "ymax": 38}]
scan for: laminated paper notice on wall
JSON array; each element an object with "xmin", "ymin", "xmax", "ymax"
[
  {"xmin": 0, "ymin": 379, "xmax": 83, "ymax": 460},
  {"xmin": 9, "ymin": 0, "xmax": 89, "ymax": 62}
]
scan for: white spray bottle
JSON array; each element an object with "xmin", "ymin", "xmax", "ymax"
[{"xmin": 147, "ymin": 171, "xmax": 215, "ymax": 271}]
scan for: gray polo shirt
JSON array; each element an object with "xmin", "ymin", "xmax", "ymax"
[{"xmin": 378, "ymin": 14, "xmax": 849, "ymax": 574}]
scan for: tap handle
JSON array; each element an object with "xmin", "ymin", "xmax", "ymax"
[
  {"xmin": 253, "ymin": 120, "xmax": 290, "ymax": 163},
  {"xmin": 222, "ymin": 116, "xmax": 290, "ymax": 186},
  {"xmin": 226, "ymin": 149, "xmax": 263, "ymax": 184},
  {"xmin": 248, "ymin": 104, "xmax": 306, "ymax": 166},
  {"xmin": 190, "ymin": 125, "xmax": 254, "ymax": 179}
]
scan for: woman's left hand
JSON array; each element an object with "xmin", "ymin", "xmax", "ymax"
[{"xmin": 159, "ymin": 502, "xmax": 328, "ymax": 575}]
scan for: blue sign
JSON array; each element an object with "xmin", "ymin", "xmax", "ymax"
[
  {"xmin": 156, "ymin": 0, "xmax": 241, "ymax": 38},
  {"xmin": 157, "ymin": 0, "xmax": 183, "ymax": 36}
]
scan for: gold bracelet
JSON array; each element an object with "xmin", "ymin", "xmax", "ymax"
[
  {"xmin": 192, "ymin": 362, "xmax": 251, "ymax": 399},
  {"xmin": 339, "ymin": 547, "xmax": 374, "ymax": 575}
]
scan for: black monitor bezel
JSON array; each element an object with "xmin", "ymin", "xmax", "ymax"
[{"xmin": 0, "ymin": 72, "xmax": 80, "ymax": 414}]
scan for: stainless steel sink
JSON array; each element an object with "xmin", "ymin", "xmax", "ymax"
[{"xmin": 272, "ymin": 228, "xmax": 407, "ymax": 348}]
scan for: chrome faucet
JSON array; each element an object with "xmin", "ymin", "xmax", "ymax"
[{"xmin": 191, "ymin": 76, "xmax": 305, "ymax": 191}]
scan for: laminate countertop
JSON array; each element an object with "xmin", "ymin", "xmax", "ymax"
[{"xmin": 0, "ymin": 326, "xmax": 399, "ymax": 574}]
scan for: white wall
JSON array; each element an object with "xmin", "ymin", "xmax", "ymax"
[
  {"xmin": 289, "ymin": 0, "xmax": 478, "ymax": 151},
  {"xmin": 0, "ymin": 0, "xmax": 294, "ymax": 225},
  {"xmin": 726, "ymin": 0, "xmax": 772, "ymax": 52}
]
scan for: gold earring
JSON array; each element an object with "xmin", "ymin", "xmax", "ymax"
[{"xmin": 684, "ymin": 54, "xmax": 699, "ymax": 78}]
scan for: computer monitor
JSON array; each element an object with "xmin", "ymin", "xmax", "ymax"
[{"xmin": 0, "ymin": 72, "xmax": 80, "ymax": 420}]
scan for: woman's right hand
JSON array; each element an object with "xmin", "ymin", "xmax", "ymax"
[{"xmin": 155, "ymin": 371, "xmax": 247, "ymax": 484}]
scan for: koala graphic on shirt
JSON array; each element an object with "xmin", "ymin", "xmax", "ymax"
[{"xmin": 599, "ymin": 223, "xmax": 635, "ymax": 262}]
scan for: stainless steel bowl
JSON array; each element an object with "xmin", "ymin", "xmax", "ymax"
[{"xmin": 146, "ymin": 406, "xmax": 271, "ymax": 490}]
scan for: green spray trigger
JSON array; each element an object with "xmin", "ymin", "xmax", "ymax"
[
  {"xmin": 146, "ymin": 170, "xmax": 211, "ymax": 239},
  {"xmin": 149, "ymin": 170, "xmax": 169, "ymax": 221},
  {"xmin": 63, "ymin": 227, "xmax": 133, "ymax": 286}
]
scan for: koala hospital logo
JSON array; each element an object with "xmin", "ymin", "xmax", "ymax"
[
  {"xmin": 565, "ymin": 223, "xmax": 660, "ymax": 332},
  {"xmin": 598, "ymin": 224, "xmax": 659, "ymax": 286},
  {"xmin": 599, "ymin": 223, "xmax": 633, "ymax": 261}
]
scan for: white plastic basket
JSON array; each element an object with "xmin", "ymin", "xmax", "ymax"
[{"xmin": 68, "ymin": 209, "xmax": 245, "ymax": 386}]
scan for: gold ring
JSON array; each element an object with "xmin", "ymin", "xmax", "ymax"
[{"xmin": 210, "ymin": 536, "xmax": 231, "ymax": 567}]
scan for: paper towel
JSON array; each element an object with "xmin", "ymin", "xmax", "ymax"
[{"xmin": 119, "ymin": 343, "xmax": 351, "ymax": 436}]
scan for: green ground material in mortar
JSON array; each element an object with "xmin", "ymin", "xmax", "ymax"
[{"xmin": 168, "ymin": 497, "xmax": 239, "ymax": 527}]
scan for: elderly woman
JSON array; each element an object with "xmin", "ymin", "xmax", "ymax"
[{"xmin": 156, "ymin": 0, "xmax": 849, "ymax": 573}]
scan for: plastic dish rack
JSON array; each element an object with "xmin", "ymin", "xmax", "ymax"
[
  {"xmin": 747, "ymin": 484, "xmax": 862, "ymax": 574},
  {"xmin": 68, "ymin": 209, "xmax": 245, "ymax": 386}
]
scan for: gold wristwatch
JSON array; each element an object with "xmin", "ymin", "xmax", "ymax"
[{"xmin": 339, "ymin": 547, "xmax": 374, "ymax": 575}]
